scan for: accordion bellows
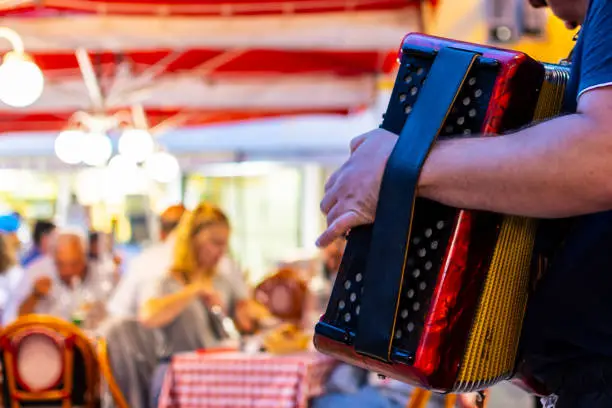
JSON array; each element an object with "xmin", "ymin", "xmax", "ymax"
[
  {"xmin": 455, "ymin": 216, "xmax": 537, "ymax": 390},
  {"xmin": 314, "ymin": 34, "xmax": 570, "ymax": 393}
]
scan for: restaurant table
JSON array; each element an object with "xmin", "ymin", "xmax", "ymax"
[{"xmin": 158, "ymin": 350, "xmax": 338, "ymax": 408}]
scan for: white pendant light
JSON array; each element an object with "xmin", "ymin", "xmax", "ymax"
[
  {"xmin": 81, "ymin": 132, "xmax": 112, "ymax": 167},
  {"xmin": 107, "ymin": 154, "xmax": 146, "ymax": 193},
  {"xmin": 118, "ymin": 128, "xmax": 154, "ymax": 163},
  {"xmin": 55, "ymin": 130, "xmax": 85, "ymax": 165},
  {"xmin": 108, "ymin": 154, "xmax": 138, "ymax": 176},
  {"xmin": 0, "ymin": 51, "xmax": 44, "ymax": 108},
  {"xmin": 144, "ymin": 151, "xmax": 180, "ymax": 183}
]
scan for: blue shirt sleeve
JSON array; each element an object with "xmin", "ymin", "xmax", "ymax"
[{"xmin": 578, "ymin": 0, "xmax": 612, "ymax": 96}]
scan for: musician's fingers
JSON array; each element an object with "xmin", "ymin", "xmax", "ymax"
[
  {"xmin": 325, "ymin": 202, "xmax": 345, "ymax": 227},
  {"xmin": 349, "ymin": 133, "xmax": 369, "ymax": 153},
  {"xmin": 320, "ymin": 183, "xmax": 341, "ymax": 214},
  {"xmin": 324, "ymin": 161, "xmax": 347, "ymax": 192},
  {"xmin": 316, "ymin": 211, "xmax": 360, "ymax": 248},
  {"xmin": 323, "ymin": 133, "xmax": 368, "ymax": 195}
]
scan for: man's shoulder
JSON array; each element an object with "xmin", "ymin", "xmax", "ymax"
[
  {"xmin": 574, "ymin": 0, "xmax": 612, "ymax": 99},
  {"xmin": 590, "ymin": 0, "xmax": 609, "ymax": 12},
  {"xmin": 20, "ymin": 248, "xmax": 40, "ymax": 266},
  {"xmin": 125, "ymin": 244, "xmax": 162, "ymax": 268},
  {"xmin": 25, "ymin": 256, "xmax": 55, "ymax": 277},
  {"xmin": 123, "ymin": 242, "xmax": 173, "ymax": 283},
  {"xmin": 583, "ymin": 0, "xmax": 612, "ymax": 32}
]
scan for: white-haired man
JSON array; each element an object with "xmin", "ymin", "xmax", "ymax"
[{"xmin": 3, "ymin": 229, "xmax": 107, "ymax": 325}]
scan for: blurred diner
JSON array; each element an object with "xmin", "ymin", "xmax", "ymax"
[
  {"xmin": 20, "ymin": 219, "xmax": 56, "ymax": 267},
  {"xmin": 3, "ymin": 229, "xmax": 112, "ymax": 328},
  {"xmin": 107, "ymin": 204, "xmax": 186, "ymax": 318},
  {"xmin": 140, "ymin": 203, "xmax": 253, "ymax": 403},
  {"xmin": 0, "ymin": 231, "xmax": 23, "ymax": 323}
]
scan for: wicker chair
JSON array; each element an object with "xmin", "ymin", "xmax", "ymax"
[
  {"xmin": 96, "ymin": 338, "xmax": 128, "ymax": 408},
  {"xmin": 254, "ymin": 267, "xmax": 309, "ymax": 323}
]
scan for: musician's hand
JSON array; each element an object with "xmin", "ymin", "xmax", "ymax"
[{"xmin": 317, "ymin": 128, "xmax": 397, "ymax": 247}]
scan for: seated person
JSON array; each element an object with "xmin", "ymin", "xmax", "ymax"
[
  {"xmin": 21, "ymin": 220, "xmax": 56, "ymax": 267},
  {"xmin": 108, "ymin": 204, "xmax": 186, "ymax": 318},
  {"xmin": 0, "ymin": 213, "xmax": 22, "ymax": 261},
  {"xmin": 0, "ymin": 234, "xmax": 24, "ymax": 324},
  {"xmin": 138, "ymin": 202, "xmax": 260, "ymax": 407},
  {"xmin": 3, "ymin": 229, "xmax": 108, "ymax": 326}
]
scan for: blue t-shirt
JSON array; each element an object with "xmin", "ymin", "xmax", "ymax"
[
  {"xmin": 523, "ymin": 0, "xmax": 612, "ymax": 363},
  {"xmin": 20, "ymin": 247, "xmax": 42, "ymax": 267}
]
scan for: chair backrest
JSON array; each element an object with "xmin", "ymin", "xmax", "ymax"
[
  {"xmin": 97, "ymin": 338, "xmax": 128, "ymax": 408},
  {"xmin": 96, "ymin": 318, "xmax": 159, "ymax": 408},
  {"xmin": 254, "ymin": 267, "xmax": 308, "ymax": 322},
  {"xmin": 0, "ymin": 315, "xmax": 100, "ymax": 408}
]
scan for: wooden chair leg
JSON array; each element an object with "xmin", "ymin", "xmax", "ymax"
[
  {"xmin": 477, "ymin": 391, "xmax": 488, "ymax": 408},
  {"xmin": 445, "ymin": 394, "xmax": 457, "ymax": 408},
  {"xmin": 407, "ymin": 388, "xmax": 431, "ymax": 408}
]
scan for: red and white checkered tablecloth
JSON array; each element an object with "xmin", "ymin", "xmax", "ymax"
[{"xmin": 158, "ymin": 351, "xmax": 338, "ymax": 408}]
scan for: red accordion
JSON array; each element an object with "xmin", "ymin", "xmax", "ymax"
[{"xmin": 314, "ymin": 34, "xmax": 570, "ymax": 393}]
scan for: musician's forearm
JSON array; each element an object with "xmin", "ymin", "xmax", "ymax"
[{"xmin": 418, "ymin": 113, "xmax": 612, "ymax": 218}]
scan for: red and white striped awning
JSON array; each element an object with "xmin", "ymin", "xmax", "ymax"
[
  {"xmin": 0, "ymin": 0, "xmax": 431, "ymax": 133},
  {"xmin": 0, "ymin": 48, "xmax": 398, "ymax": 132},
  {"xmin": 0, "ymin": 1, "xmax": 424, "ymax": 52},
  {"xmin": 0, "ymin": 0, "xmax": 430, "ymax": 17}
]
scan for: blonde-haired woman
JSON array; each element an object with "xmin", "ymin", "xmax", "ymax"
[{"xmin": 139, "ymin": 202, "xmax": 250, "ymax": 407}]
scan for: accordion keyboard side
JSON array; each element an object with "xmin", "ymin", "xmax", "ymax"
[
  {"xmin": 317, "ymin": 54, "xmax": 443, "ymax": 350},
  {"xmin": 383, "ymin": 51, "xmax": 502, "ymax": 356},
  {"xmin": 453, "ymin": 63, "xmax": 571, "ymax": 393},
  {"xmin": 316, "ymin": 49, "xmax": 501, "ymax": 360}
]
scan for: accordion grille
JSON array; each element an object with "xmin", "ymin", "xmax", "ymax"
[{"xmin": 455, "ymin": 216, "xmax": 537, "ymax": 391}]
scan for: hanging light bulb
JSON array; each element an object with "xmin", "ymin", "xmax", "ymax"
[
  {"xmin": 55, "ymin": 130, "xmax": 85, "ymax": 164},
  {"xmin": 0, "ymin": 51, "xmax": 44, "ymax": 108},
  {"xmin": 118, "ymin": 128, "xmax": 154, "ymax": 163},
  {"xmin": 107, "ymin": 154, "xmax": 144, "ymax": 193},
  {"xmin": 82, "ymin": 132, "xmax": 112, "ymax": 167},
  {"xmin": 108, "ymin": 154, "xmax": 138, "ymax": 175},
  {"xmin": 144, "ymin": 151, "xmax": 180, "ymax": 183}
]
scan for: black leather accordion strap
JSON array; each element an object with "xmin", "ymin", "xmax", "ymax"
[{"xmin": 354, "ymin": 47, "xmax": 479, "ymax": 362}]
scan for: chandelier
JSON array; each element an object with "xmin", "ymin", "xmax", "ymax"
[{"xmin": 54, "ymin": 108, "xmax": 180, "ymax": 184}]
